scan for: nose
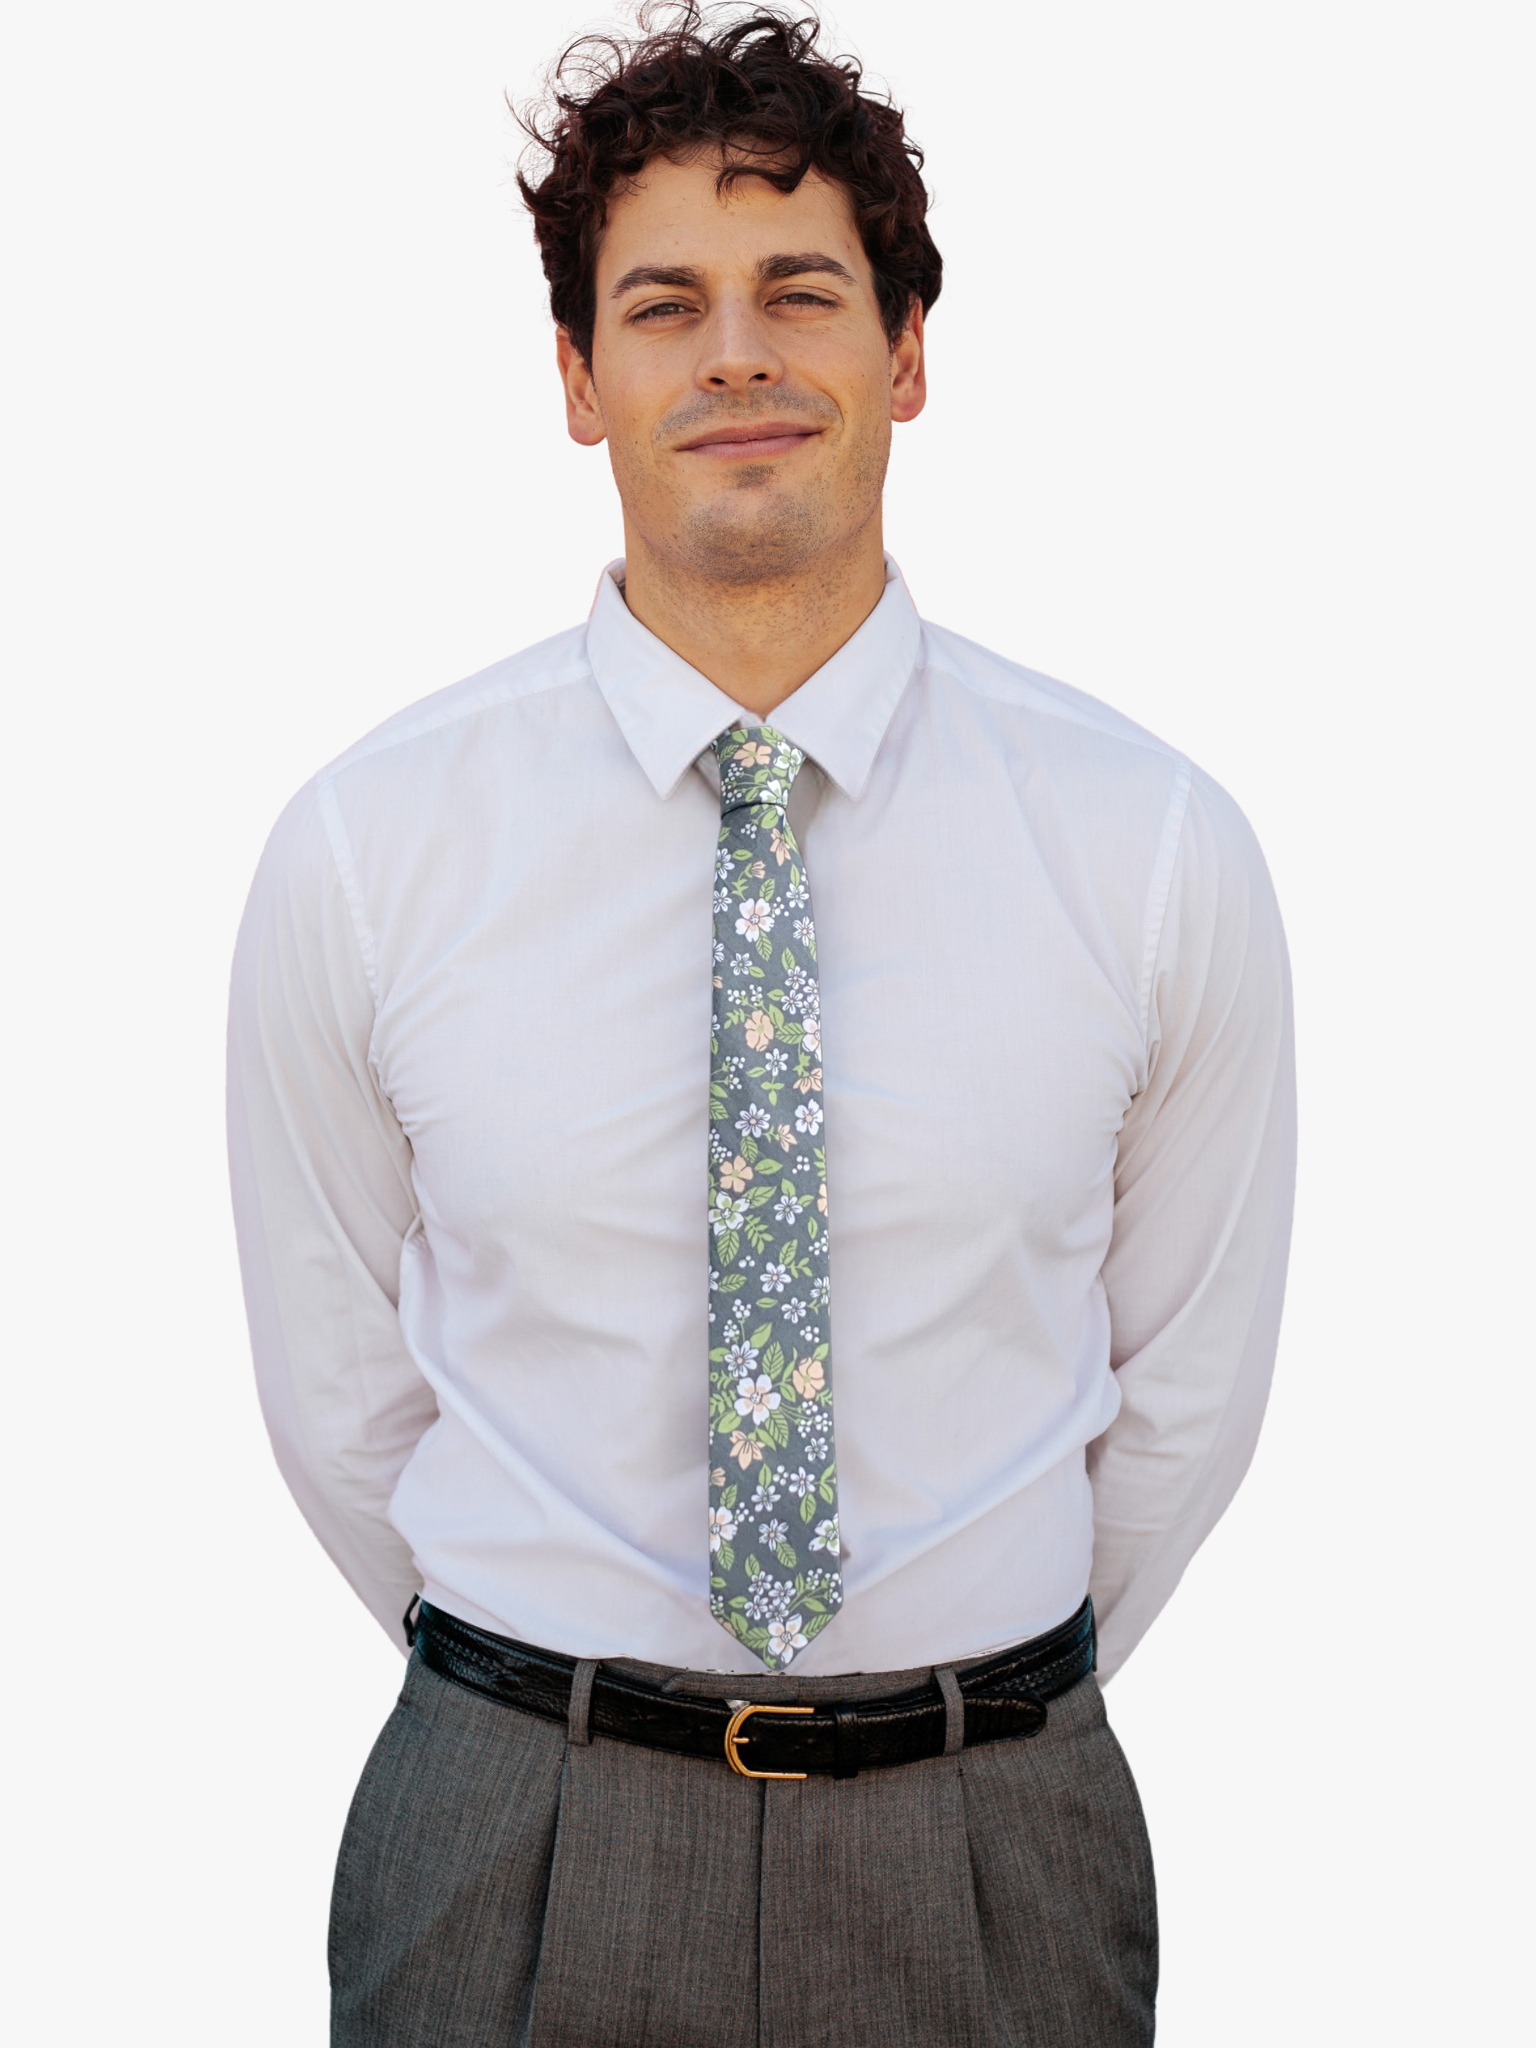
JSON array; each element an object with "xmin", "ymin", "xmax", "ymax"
[{"xmin": 695, "ymin": 294, "xmax": 785, "ymax": 394}]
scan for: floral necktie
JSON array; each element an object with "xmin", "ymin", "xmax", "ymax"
[{"xmin": 707, "ymin": 724, "xmax": 843, "ymax": 1670}]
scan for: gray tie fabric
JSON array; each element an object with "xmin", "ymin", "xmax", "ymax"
[{"xmin": 707, "ymin": 724, "xmax": 843, "ymax": 1670}]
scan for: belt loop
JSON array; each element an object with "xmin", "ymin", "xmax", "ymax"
[
  {"xmin": 935, "ymin": 1665, "xmax": 965, "ymax": 1758},
  {"xmin": 568, "ymin": 1660, "xmax": 599, "ymax": 1746},
  {"xmin": 402, "ymin": 1593, "xmax": 421, "ymax": 1649},
  {"xmin": 833, "ymin": 1707, "xmax": 861, "ymax": 1780}
]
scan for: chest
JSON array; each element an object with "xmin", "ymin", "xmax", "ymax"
[{"xmin": 367, "ymin": 763, "xmax": 1145, "ymax": 1274}]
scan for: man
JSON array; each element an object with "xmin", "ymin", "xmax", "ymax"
[{"xmin": 228, "ymin": 9, "xmax": 1294, "ymax": 2044}]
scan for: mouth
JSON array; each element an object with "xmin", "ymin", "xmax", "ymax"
[{"xmin": 675, "ymin": 422, "xmax": 823, "ymax": 460}]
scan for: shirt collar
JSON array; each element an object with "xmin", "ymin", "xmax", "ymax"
[{"xmin": 584, "ymin": 554, "xmax": 922, "ymax": 801}]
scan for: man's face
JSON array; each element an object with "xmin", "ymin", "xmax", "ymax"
[{"xmin": 558, "ymin": 150, "xmax": 925, "ymax": 584}]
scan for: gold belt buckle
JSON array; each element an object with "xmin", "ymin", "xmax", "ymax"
[{"xmin": 723, "ymin": 1702, "xmax": 814, "ymax": 1780}]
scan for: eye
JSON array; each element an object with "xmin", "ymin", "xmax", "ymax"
[
  {"xmin": 630, "ymin": 299, "xmax": 694, "ymax": 323},
  {"xmin": 771, "ymin": 291, "xmax": 837, "ymax": 309}
]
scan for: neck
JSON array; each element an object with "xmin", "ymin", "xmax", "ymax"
[{"xmin": 617, "ymin": 516, "xmax": 888, "ymax": 717}]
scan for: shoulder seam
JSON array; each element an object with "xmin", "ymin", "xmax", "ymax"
[
  {"xmin": 918, "ymin": 636, "xmax": 1183, "ymax": 766},
  {"xmin": 314, "ymin": 778, "xmax": 381, "ymax": 1006},
  {"xmin": 1137, "ymin": 756, "xmax": 1194, "ymax": 1048},
  {"xmin": 325, "ymin": 654, "xmax": 593, "ymax": 778}
]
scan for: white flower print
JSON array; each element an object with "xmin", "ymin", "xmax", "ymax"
[
  {"xmin": 781, "ymin": 966, "xmax": 816, "ymax": 1015},
  {"xmin": 768, "ymin": 1614, "xmax": 809, "ymax": 1664},
  {"xmin": 744, "ymin": 1575, "xmax": 795, "ymax": 1623},
  {"xmin": 710, "ymin": 723, "xmax": 842, "ymax": 1672},
  {"xmin": 809, "ymin": 1275, "xmax": 830, "ymax": 1307},
  {"xmin": 734, "ymin": 1374, "xmax": 780, "ymax": 1425}
]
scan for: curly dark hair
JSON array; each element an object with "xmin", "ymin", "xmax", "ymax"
[{"xmin": 516, "ymin": 4, "xmax": 941, "ymax": 367}]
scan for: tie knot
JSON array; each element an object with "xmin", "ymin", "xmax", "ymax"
[{"xmin": 713, "ymin": 724, "xmax": 806, "ymax": 820}]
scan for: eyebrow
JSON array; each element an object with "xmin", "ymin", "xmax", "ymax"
[{"xmin": 608, "ymin": 252, "xmax": 858, "ymax": 298}]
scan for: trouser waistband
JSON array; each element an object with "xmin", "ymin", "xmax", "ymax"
[{"xmin": 409, "ymin": 1597, "xmax": 1096, "ymax": 1780}]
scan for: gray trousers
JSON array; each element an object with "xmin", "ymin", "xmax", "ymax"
[{"xmin": 331, "ymin": 1643, "xmax": 1157, "ymax": 2046}]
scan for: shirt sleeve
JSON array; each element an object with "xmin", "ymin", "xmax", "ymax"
[
  {"xmin": 1088, "ymin": 766, "xmax": 1297, "ymax": 1680},
  {"xmin": 227, "ymin": 779, "xmax": 435, "ymax": 1651}
]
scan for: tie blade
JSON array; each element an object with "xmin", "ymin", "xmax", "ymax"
[{"xmin": 708, "ymin": 727, "xmax": 841, "ymax": 1671}]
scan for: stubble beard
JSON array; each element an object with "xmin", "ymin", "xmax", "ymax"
[
  {"xmin": 665, "ymin": 426, "xmax": 889, "ymax": 591},
  {"xmin": 622, "ymin": 385, "xmax": 890, "ymax": 593}
]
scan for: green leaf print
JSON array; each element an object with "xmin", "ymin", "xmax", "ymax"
[{"xmin": 707, "ymin": 723, "xmax": 843, "ymax": 1673}]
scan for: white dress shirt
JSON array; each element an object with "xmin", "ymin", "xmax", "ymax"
[{"xmin": 227, "ymin": 557, "xmax": 1295, "ymax": 1680}]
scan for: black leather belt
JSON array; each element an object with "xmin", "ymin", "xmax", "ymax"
[{"xmin": 411, "ymin": 1597, "xmax": 1095, "ymax": 1780}]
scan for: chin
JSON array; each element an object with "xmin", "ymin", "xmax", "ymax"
[{"xmin": 677, "ymin": 483, "xmax": 845, "ymax": 583}]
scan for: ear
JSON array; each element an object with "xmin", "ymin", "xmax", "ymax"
[
  {"xmin": 890, "ymin": 300, "xmax": 926, "ymax": 425},
  {"xmin": 557, "ymin": 328, "xmax": 607, "ymax": 447}
]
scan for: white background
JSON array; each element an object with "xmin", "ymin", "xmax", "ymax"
[{"xmin": 3, "ymin": 3, "xmax": 1532, "ymax": 2040}]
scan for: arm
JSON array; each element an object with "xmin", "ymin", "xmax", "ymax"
[
  {"xmin": 227, "ymin": 781, "xmax": 437, "ymax": 1649},
  {"xmin": 1089, "ymin": 768, "xmax": 1296, "ymax": 1680}
]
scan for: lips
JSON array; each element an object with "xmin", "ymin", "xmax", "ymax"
[{"xmin": 677, "ymin": 422, "xmax": 821, "ymax": 454}]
